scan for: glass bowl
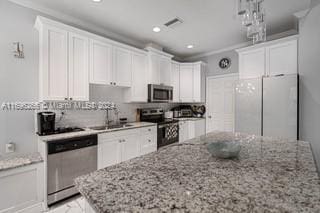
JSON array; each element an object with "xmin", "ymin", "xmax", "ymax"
[{"xmin": 206, "ymin": 140, "xmax": 241, "ymax": 159}]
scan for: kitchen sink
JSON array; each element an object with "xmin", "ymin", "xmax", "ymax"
[{"xmin": 89, "ymin": 124, "xmax": 133, "ymax": 131}]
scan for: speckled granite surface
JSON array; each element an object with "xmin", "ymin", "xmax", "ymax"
[
  {"xmin": 39, "ymin": 122, "xmax": 156, "ymax": 142},
  {"xmin": 75, "ymin": 132, "xmax": 320, "ymax": 213},
  {"xmin": 0, "ymin": 152, "xmax": 43, "ymax": 172}
]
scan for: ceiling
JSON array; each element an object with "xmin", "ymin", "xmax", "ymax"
[{"xmin": 11, "ymin": 0, "xmax": 311, "ymax": 58}]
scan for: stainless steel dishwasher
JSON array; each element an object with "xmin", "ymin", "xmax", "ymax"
[{"xmin": 47, "ymin": 135, "xmax": 97, "ymax": 206}]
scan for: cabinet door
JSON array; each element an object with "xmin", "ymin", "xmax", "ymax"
[
  {"xmin": 193, "ymin": 64, "xmax": 201, "ymax": 102},
  {"xmin": 239, "ymin": 47, "xmax": 265, "ymax": 79},
  {"xmin": 41, "ymin": 25, "xmax": 68, "ymax": 101},
  {"xmin": 149, "ymin": 54, "xmax": 161, "ymax": 84},
  {"xmin": 113, "ymin": 46, "xmax": 132, "ymax": 87},
  {"xmin": 89, "ymin": 39, "xmax": 113, "ymax": 85},
  {"xmin": 68, "ymin": 32, "xmax": 89, "ymax": 101},
  {"xmin": 194, "ymin": 119, "xmax": 206, "ymax": 137},
  {"xmin": 160, "ymin": 57, "xmax": 172, "ymax": 85},
  {"xmin": 140, "ymin": 134, "xmax": 157, "ymax": 155},
  {"xmin": 171, "ymin": 63, "xmax": 180, "ymax": 103},
  {"xmin": 98, "ymin": 138, "xmax": 121, "ymax": 169},
  {"xmin": 179, "ymin": 65, "xmax": 194, "ymax": 102},
  {"xmin": 121, "ymin": 135, "xmax": 140, "ymax": 162},
  {"xmin": 266, "ymin": 40, "xmax": 297, "ymax": 76},
  {"xmin": 131, "ymin": 52, "xmax": 148, "ymax": 102},
  {"xmin": 188, "ymin": 121, "xmax": 195, "ymax": 140},
  {"xmin": 179, "ymin": 121, "xmax": 189, "ymax": 143}
]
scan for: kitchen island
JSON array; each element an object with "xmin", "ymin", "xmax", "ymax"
[{"xmin": 75, "ymin": 132, "xmax": 320, "ymax": 212}]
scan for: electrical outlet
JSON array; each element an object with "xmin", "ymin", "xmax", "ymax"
[{"xmin": 5, "ymin": 142, "xmax": 15, "ymax": 153}]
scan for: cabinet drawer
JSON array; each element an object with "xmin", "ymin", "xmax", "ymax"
[
  {"xmin": 99, "ymin": 129, "xmax": 139, "ymax": 141},
  {"xmin": 140, "ymin": 126, "xmax": 157, "ymax": 135},
  {"xmin": 140, "ymin": 135, "xmax": 157, "ymax": 155}
]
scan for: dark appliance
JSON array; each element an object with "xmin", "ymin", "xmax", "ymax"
[
  {"xmin": 47, "ymin": 135, "xmax": 98, "ymax": 205},
  {"xmin": 37, "ymin": 112, "xmax": 56, "ymax": 135},
  {"xmin": 139, "ymin": 108, "xmax": 179, "ymax": 148},
  {"xmin": 148, "ymin": 84, "xmax": 173, "ymax": 103},
  {"xmin": 191, "ymin": 105, "xmax": 206, "ymax": 118}
]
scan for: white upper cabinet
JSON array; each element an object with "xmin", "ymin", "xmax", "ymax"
[
  {"xmin": 171, "ymin": 62, "xmax": 180, "ymax": 103},
  {"xmin": 266, "ymin": 40, "xmax": 297, "ymax": 76},
  {"xmin": 160, "ymin": 57, "xmax": 172, "ymax": 86},
  {"xmin": 149, "ymin": 54, "xmax": 161, "ymax": 84},
  {"xmin": 35, "ymin": 17, "xmax": 89, "ymax": 101},
  {"xmin": 179, "ymin": 64, "xmax": 194, "ymax": 103},
  {"xmin": 124, "ymin": 51, "xmax": 148, "ymax": 102},
  {"xmin": 89, "ymin": 39, "xmax": 113, "ymax": 85},
  {"xmin": 113, "ymin": 46, "xmax": 132, "ymax": 87},
  {"xmin": 238, "ymin": 47, "xmax": 265, "ymax": 79},
  {"xmin": 237, "ymin": 36, "xmax": 298, "ymax": 79},
  {"xmin": 68, "ymin": 32, "xmax": 89, "ymax": 101},
  {"xmin": 193, "ymin": 64, "xmax": 202, "ymax": 102}
]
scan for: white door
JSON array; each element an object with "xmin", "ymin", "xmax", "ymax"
[
  {"xmin": 266, "ymin": 40, "xmax": 298, "ymax": 76},
  {"xmin": 160, "ymin": 57, "xmax": 172, "ymax": 85},
  {"xmin": 131, "ymin": 52, "xmax": 147, "ymax": 102},
  {"xmin": 171, "ymin": 63, "xmax": 180, "ymax": 103},
  {"xmin": 179, "ymin": 65, "xmax": 194, "ymax": 103},
  {"xmin": 113, "ymin": 46, "xmax": 132, "ymax": 87},
  {"xmin": 193, "ymin": 64, "xmax": 201, "ymax": 102},
  {"xmin": 121, "ymin": 135, "xmax": 140, "ymax": 162},
  {"xmin": 42, "ymin": 25, "xmax": 68, "ymax": 101},
  {"xmin": 68, "ymin": 32, "xmax": 89, "ymax": 101},
  {"xmin": 149, "ymin": 54, "xmax": 161, "ymax": 84},
  {"xmin": 206, "ymin": 75, "xmax": 238, "ymax": 133},
  {"xmin": 98, "ymin": 139, "xmax": 121, "ymax": 169},
  {"xmin": 89, "ymin": 39, "xmax": 113, "ymax": 85},
  {"xmin": 239, "ymin": 47, "xmax": 265, "ymax": 79}
]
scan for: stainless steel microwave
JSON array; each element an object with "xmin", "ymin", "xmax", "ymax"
[{"xmin": 148, "ymin": 84, "xmax": 173, "ymax": 103}]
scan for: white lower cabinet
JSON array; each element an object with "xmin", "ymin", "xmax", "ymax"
[
  {"xmin": 0, "ymin": 163, "xmax": 44, "ymax": 213},
  {"xmin": 98, "ymin": 126, "xmax": 157, "ymax": 169},
  {"xmin": 179, "ymin": 119, "xmax": 206, "ymax": 143}
]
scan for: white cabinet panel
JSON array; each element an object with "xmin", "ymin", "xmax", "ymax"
[
  {"xmin": 266, "ymin": 40, "xmax": 297, "ymax": 76},
  {"xmin": 179, "ymin": 65, "xmax": 194, "ymax": 102},
  {"xmin": 149, "ymin": 54, "xmax": 161, "ymax": 84},
  {"xmin": 160, "ymin": 57, "xmax": 172, "ymax": 86},
  {"xmin": 113, "ymin": 47, "xmax": 132, "ymax": 87},
  {"xmin": 98, "ymin": 137, "xmax": 121, "ymax": 169},
  {"xmin": 68, "ymin": 32, "xmax": 89, "ymax": 101},
  {"xmin": 194, "ymin": 119, "xmax": 206, "ymax": 137},
  {"xmin": 121, "ymin": 135, "xmax": 140, "ymax": 162},
  {"xmin": 179, "ymin": 121, "xmax": 189, "ymax": 143},
  {"xmin": 140, "ymin": 134, "xmax": 157, "ymax": 155},
  {"xmin": 239, "ymin": 47, "xmax": 265, "ymax": 79},
  {"xmin": 171, "ymin": 63, "xmax": 180, "ymax": 103},
  {"xmin": 42, "ymin": 25, "xmax": 68, "ymax": 101},
  {"xmin": 89, "ymin": 39, "xmax": 113, "ymax": 85},
  {"xmin": 193, "ymin": 64, "xmax": 201, "ymax": 102}
]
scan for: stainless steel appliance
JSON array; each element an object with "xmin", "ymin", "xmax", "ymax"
[
  {"xmin": 37, "ymin": 112, "xmax": 55, "ymax": 135},
  {"xmin": 139, "ymin": 108, "xmax": 179, "ymax": 148},
  {"xmin": 172, "ymin": 105, "xmax": 193, "ymax": 118},
  {"xmin": 47, "ymin": 135, "xmax": 97, "ymax": 205},
  {"xmin": 148, "ymin": 84, "xmax": 173, "ymax": 103},
  {"xmin": 191, "ymin": 105, "xmax": 206, "ymax": 118}
]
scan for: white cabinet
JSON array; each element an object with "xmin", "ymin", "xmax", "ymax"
[
  {"xmin": 89, "ymin": 39, "xmax": 113, "ymax": 85},
  {"xmin": 98, "ymin": 126, "xmax": 157, "ymax": 169},
  {"xmin": 179, "ymin": 63, "xmax": 206, "ymax": 103},
  {"xmin": 68, "ymin": 32, "xmax": 89, "ymax": 101},
  {"xmin": 113, "ymin": 46, "xmax": 132, "ymax": 87},
  {"xmin": 160, "ymin": 57, "xmax": 172, "ymax": 86},
  {"xmin": 179, "ymin": 119, "xmax": 206, "ymax": 143},
  {"xmin": 35, "ymin": 18, "xmax": 90, "ymax": 101},
  {"xmin": 266, "ymin": 40, "xmax": 297, "ymax": 76},
  {"xmin": 179, "ymin": 121, "xmax": 189, "ymax": 143},
  {"xmin": 0, "ymin": 163, "xmax": 44, "ymax": 213},
  {"xmin": 237, "ymin": 36, "xmax": 298, "ymax": 79},
  {"xmin": 124, "ymin": 52, "xmax": 148, "ymax": 102},
  {"xmin": 194, "ymin": 119, "xmax": 206, "ymax": 137},
  {"xmin": 179, "ymin": 65, "xmax": 194, "ymax": 103},
  {"xmin": 171, "ymin": 62, "xmax": 180, "ymax": 103},
  {"xmin": 149, "ymin": 54, "xmax": 161, "ymax": 84}
]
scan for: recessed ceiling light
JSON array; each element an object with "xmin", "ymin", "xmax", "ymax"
[
  {"xmin": 187, "ymin": 45, "xmax": 194, "ymax": 49},
  {"xmin": 92, "ymin": 0, "xmax": 102, "ymax": 2},
  {"xmin": 153, "ymin": 27, "xmax": 161, "ymax": 33}
]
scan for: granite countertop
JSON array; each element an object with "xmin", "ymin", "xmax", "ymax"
[
  {"xmin": 75, "ymin": 131, "xmax": 320, "ymax": 213},
  {"xmin": 0, "ymin": 152, "xmax": 43, "ymax": 172},
  {"xmin": 39, "ymin": 122, "xmax": 156, "ymax": 142},
  {"xmin": 174, "ymin": 117, "xmax": 205, "ymax": 121}
]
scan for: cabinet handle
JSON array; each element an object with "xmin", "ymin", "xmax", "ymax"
[
  {"xmin": 110, "ymin": 82, "xmax": 113, "ymax": 85},
  {"xmin": 208, "ymin": 116, "xmax": 212, "ymax": 119},
  {"xmin": 148, "ymin": 139, "xmax": 151, "ymax": 143},
  {"xmin": 64, "ymin": 97, "xmax": 68, "ymax": 100},
  {"xmin": 119, "ymin": 140, "xmax": 122, "ymax": 143},
  {"xmin": 148, "ymin": 129, "xmax": 151, "ymax": 131},
  {"xmin": 70, "ymin": 98, "xmax": 73, "ymax": 101},
  {"xmin": 114, "ymin": 82, "xmax": 117, "ymax": 85}
]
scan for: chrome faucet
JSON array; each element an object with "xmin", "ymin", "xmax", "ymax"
[{"xmin": 105, "ymin": 105, "xmax": 120, "ymax": 127}]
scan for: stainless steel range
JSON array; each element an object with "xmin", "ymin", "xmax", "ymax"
[{"xmin": 139, "ymin": 108, "xmax": 179, "ymax": 148}]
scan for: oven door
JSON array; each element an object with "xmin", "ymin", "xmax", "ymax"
[
  {"xmin": 157, "ymin": 122, "xmax": 179, "ymax": 148},
  {"xmin": 148, "ymin": 84, "xmax": 173, "ymax": 103}
]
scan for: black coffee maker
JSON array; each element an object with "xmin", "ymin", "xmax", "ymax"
[{"xmin": 37, "ymin": 112, "xmax": 55, "ymax": 135}]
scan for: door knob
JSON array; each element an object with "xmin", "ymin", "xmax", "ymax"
[{"xmin": 208, "ymin": 116, "xmax": 212, "ymax": 119}]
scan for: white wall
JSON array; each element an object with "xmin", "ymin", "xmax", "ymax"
[
  {"xmin": 299, "ymin": 3, "xmax": 320, "ymax": 171},
  {"xmin": 194, "ymin": 50, "xmax": 239, "ymax": 77}
]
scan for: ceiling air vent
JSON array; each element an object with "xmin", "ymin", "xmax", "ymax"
[{"xmin": 164, "ymin": 17, "xmax": 183, "ymax": 28}]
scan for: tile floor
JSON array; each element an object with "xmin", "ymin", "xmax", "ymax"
[{"xmin": 46, "ymin": 196, "xmax": 85, "ymax": 213}]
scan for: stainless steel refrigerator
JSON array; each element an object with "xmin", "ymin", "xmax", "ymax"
[{"xmin": 235, "ymin": 74, "xmax": 298, "ymax": 140}]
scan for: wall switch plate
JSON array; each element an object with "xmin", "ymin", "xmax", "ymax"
[{"xmin": 5, "ymin": 143, "xmax": 15, "ymax": 153}]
